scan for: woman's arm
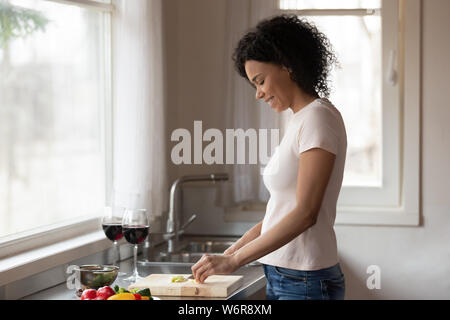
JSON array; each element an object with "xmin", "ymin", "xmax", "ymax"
[
  {"xmin": 223, "ymin": 221, "xmax": 263, "ymax": 255},
  {"xmin": 191, "ymin": 148, "xmax": 336, "ymax": 283}
]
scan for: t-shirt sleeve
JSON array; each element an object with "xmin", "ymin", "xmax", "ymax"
[{"xmin": 292, "ymin": 106, "xmax": 340, "ymax": 156}]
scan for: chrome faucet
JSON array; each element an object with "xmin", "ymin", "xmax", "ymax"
[{"xmin": 166, "ymin": 173, "xmax": 229, "ymax": 253}]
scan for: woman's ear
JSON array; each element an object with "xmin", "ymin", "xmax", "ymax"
[{"xmin": 282, "ymin": 66, "xmax": 295, "ymax": 82}]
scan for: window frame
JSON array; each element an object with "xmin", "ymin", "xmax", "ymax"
[
  {"xmin": 0, "ymin": 0, "xmax": 114, "ymax": 257},
  {"xmin": 277, "ymin": 0, "xmax": 421, "ymax": 226}
]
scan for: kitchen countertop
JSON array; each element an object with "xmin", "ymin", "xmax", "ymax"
[{"xmin": 21, "ymin": 242, "xmax": 266, "ymax": 300}]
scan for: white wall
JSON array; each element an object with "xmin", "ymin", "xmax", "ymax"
[
  {"xmin": 162, "ymin": 0, "xmax": 228, "ymax": 186},
  {"xmin": 163, "ymin": 0, "xmax": 450, "ymax": 299}
]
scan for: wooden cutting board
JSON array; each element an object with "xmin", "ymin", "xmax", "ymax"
[{"xmin": 128, "ymin": 274, "xmax": 243, "ymax": 298}]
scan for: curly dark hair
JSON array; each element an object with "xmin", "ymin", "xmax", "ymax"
[{"xmin": 232, "ymin": 14, "xmax": 338, "ymax": 98}]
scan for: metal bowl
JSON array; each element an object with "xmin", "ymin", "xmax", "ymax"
[{"xmin": 75, "ymin": 265, "xmax": 119, "ymax": 289}]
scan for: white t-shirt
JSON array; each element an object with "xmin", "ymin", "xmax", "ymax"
[{"xmin": 258, "ymin": 98, "xmax": 347, "ymax": 271}]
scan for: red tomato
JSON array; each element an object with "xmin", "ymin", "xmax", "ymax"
[
  {"xmin": 96, "ymin": 286, "xmax": 116, "ymax": 300},
  {"xmin": 132, "ymin": 293, "xmax": 142, "ymax": 300},
  {"xmin": 81, "ymin": 289, "xmax": 97, "ymax": 300}
]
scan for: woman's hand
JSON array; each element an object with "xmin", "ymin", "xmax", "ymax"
[{"xmin": 191, "ymin": 253, "xmax": 240, "ymax": 283}]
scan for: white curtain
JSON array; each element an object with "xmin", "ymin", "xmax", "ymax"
[
  {"xmin": 215, "ymin": 0, "xmax": 280, "ymax": 208},
  {"xmin": 112, "ymin": 0, "xmax": 168, "ymax": 218}
]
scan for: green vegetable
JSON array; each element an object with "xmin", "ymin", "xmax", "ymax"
[
  {"xmin": 129, "ymin": 287, "xmax": 151, "ymax": 297},
  {"xmin": 118, "ymin": 287, "xmax": 130, "ymax": 294},
  {"xmin": 171, "ymin": 275, "xmax": 188, "ymax": 283},
  {"xmin": 113, "ymin": 285, "xmax": 149, "ymax": 296},
  {"xmin": 136, "ymin": 288, "xmax": 151, "ymax": 297},
  {"xmin": 113, "ymin": 286, "xmax": 130, "ymax": 294}
]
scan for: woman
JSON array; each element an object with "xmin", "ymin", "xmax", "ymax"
[{"xmin": 191, "ymin": 14, "xmax": 347, "ymax": 300}]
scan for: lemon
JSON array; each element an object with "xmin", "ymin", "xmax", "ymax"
[
  {"xmin": 171, "ymin": 275, "xmax": 188, "ymax": 283},
  {"xmin": 107, "ymin": 293, "xmax": 136, "ymax": 300}
]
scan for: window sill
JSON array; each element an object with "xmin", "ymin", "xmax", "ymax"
[{"xmin": 0, "ymin": 230, "xmax": 111, "ymax": 287}]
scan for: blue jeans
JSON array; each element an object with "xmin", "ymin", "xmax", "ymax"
[{"xmin": 262, "ymin": 263, "xmax": 345, "ymax": 300}]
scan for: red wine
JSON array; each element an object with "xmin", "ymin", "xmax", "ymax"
[
  {"xmin": 102, "ymin": 223, "xmax": 123, "ymax": 241},
  {"xmin": 123, "ymin": 225, "xmax": 149, "ymax": 244}
]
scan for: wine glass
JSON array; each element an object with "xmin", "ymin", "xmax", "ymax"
[
  {"xmin": 101, "ymin": 206, "xmax": 126, "ymax": 276},
  {"xmin": 121, "ymin": 208, "xmax": 149, "ymax": 283}
]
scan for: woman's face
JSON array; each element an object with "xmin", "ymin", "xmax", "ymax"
[{"xmin": 244, "ymin": 60, "xmax": 299, "ymax": 113}]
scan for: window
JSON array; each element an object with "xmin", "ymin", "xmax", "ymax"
[
  {"xmin": 278, "ymin": 0, "xmax": 420, "ymax": 225},
  {"xmin": 280, "ymin": 0, "xmax": 383, "ymax": 188},
  {"xmin": 0, "ymin": 0, "xmax": 113, "ymax": 244}
]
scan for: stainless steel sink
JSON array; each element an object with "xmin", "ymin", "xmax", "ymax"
[
  {"xmin": 140, "ymin": 235, "xmax": 261, "ymax": 267},
  {"xmin": 139, "ymin": 236, "xmax": 237, "ymax": 266},
  {"xmin": 156, "ymin": 252, "xmax": 199, "ymax": 263},
  {"xmin": 179, "ymin": 240, "xmax": 235, "ymax": 254}
]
